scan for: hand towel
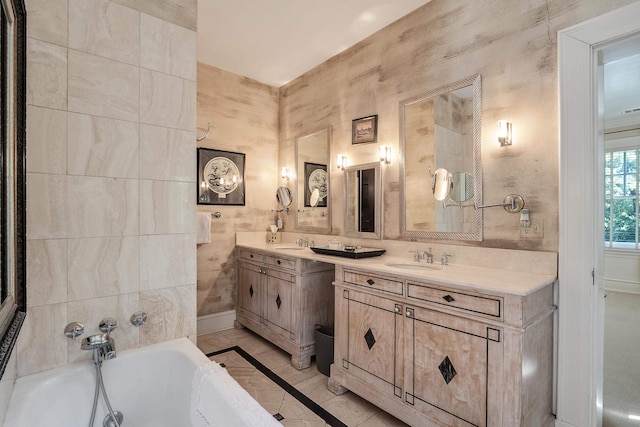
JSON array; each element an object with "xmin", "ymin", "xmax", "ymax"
[{"xmin": 197, "ymin": 212, "xmax": 211, "ymax": 244}]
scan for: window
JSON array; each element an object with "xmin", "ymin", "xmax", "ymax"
[{"xmin": 605, "ymin": 149, "xmax": 640, "ymax": 247}]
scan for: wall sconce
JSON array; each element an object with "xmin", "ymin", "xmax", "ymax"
[
  {"xmin": 379, "ymin": 146, "xmax": 391, "ymax": 164},
  {"xmin": 281, "ymin": 167, "xmax": 290, "ymax": 180},
  {"xmin": 337, "ymin": 154, "xmax": 347, "ymax": 170},
  {"xmin": 497, "ymin": 120, "xmax": 512, "ymax": 146},
  {"xmin": 520, "ymin": 208, "xmax": 530, "ymax": 228}
]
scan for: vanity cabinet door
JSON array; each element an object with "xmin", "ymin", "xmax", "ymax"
[
  {"xmin": 337, "ymin": 288, "xmax": 404, "ymax": 398},
  {"xmin": 264, "ymin": 269, "xmax": 294, "ymax": 338},
  {"xmin": 404, "ymin": 305, "xmax": 502, "ymax": 427},
  {"xmin": 238, "ymin": 262, "xmax": 264, "ymax": 323}
]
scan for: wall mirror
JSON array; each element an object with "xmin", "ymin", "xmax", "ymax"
[
  {"xmin": 344, "ymin": 162, "xmax": 381, "ymax": 239},
  {"xmin": 295, "ymin": 127, "xmax": 331, "ymax": 233},
  {"xmin": 0, "ymin": 0, "xmax": 27, "ymax": 379},
  {"xmin": 400, "ymin": 74, "xmax": 482, "ymax": 241}
]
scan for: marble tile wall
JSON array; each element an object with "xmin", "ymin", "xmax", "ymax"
[
  {"xmin": 196, "ymin": 63, "xmax": 279, "ymax": 317},
  {"xmin": 18, "ymin": 0, "xmax": 197, "ymax": 377}
]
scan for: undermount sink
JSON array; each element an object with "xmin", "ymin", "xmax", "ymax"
[
  {"xmin": 274, "ymin": 246, "xmax": 305, "ymax": 250},
  {"xmin": 384, "ymin": 262, "xmax": 442, "ymax": 271}
]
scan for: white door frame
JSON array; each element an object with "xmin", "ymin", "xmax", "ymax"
[{"xmin": 557, "ymin": 2, "xmax": 640, "ymax": 426}]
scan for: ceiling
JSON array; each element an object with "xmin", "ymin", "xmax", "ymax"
[{"xmin": 197, "ymin": 0, "xmax": 430, "ymax": 87}]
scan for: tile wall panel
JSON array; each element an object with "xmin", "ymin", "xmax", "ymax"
[
  {"xmin": 67, "ymin": 236, "xmax": 140, "ymax": 301},
  {"xmin": 17, "ymin": 0, "xmax": 197, "ymax": 378},
  {"xmin": 25, "ymin": 0, "xmax": 68, "ymax": 46},
  {"xmin": 69, "ymin": 0, "xmax": 140, "ymax": 65},
  {"xmin": 140, "ymin": 68, "xmax": 196, "ymax": 130},
  {"xmin": 67, "ymin": 113, "xmax": 139, "ymax": 178},
  {"xmin": 139, "ymin": 124, "xmax": 195, "ymax": 182},
  {"xmin": 25, "ymin": 106, "xmax": 67, "ymax": 174},
  {"xmin": 26, "ymin": 38, "xmax": 67, "ymax": 109},
  {"xmin": 68, "ymin": 50, "xmax": 140, "ymax": 122},
  {"xmin": 140, "ymin": 13, "xmax": 196, "ymax": 80},
  {"xmin": 26, "ymin": 239, "xmax": 68, "ymax": 307},
  {"xmin": 67, "ymin": 176, "xmax": 139, "ymax": 238}
]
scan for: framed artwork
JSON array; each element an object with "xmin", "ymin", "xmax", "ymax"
[
  {"xmin": 197, "ymin": 148, "xmax": 245, "ymax": 205},
  {"xmin": 352, "ymin": 115, "xmax": 378, "ymax": 144},
  {"xmin": 304, "ymin": 162, "xmax": 328, "ymax": 207}
]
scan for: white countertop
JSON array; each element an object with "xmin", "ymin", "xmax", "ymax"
[{"xmin": 237, "ymin": 242, "xmax": 557, "ymax": 297}]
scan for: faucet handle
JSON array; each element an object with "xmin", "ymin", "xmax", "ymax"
[
  {"xmin": 441, "ymin": 252, "xmax": 453, "ymax": 265},
  {"xmin": 99, "ymin": 317, "xmax": 118, "ymax": 334},
  {"xmin": 64, "ymin": 322, "xmax": 85, "ymax": 340}
]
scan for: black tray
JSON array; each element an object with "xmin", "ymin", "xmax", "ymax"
[{"xmin": 310, "ymin": 246, "xmax": 386, "ymax": 259}]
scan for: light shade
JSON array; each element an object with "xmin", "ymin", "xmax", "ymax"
[
  {"xmin": 379, "ymin": 146, "xmax": 391, "ymax": 164},
  {"xmin": 281, "ymin": 167, "xmax": 289, "ymax": 180},
  {"xmin": 337, "ymin": 154, "xmax": 347, "ymax": 170},
  {"xmin": 497, "ymin": 120, "xmax": 512, "ymax": 146}
]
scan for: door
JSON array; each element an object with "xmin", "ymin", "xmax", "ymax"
[
  {"xmin": 238, "ymin": 262, "xmax": 263, "ymax": 322},
  {"xmin": 265, "ymin": 270, "xmax": 293, "ymax": 336}
]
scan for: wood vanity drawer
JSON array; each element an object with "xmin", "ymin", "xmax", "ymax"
[
  {"xmin": 241, "ymin": 250, "xmax": 265, "ymax": 263},
  {"xmin": 343, "ymin": 270, "xmax": 403, "ymax": 295},
  {"xmin": 265, "ymin": 255, "xmax": 296, "ymax": 271},
  {"xmin": 407, "ymin": 282, "xmax": 502, "ymax": 319}
]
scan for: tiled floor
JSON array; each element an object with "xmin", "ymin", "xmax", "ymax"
[{"xmin": 197, "ymin": 327, "xmax": 409, "ymax": 427}]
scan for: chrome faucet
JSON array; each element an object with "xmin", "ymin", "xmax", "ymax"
[
  {"xmin": 441, "ymin": 252, "xmax": 453, "ymax": 265},
  {"xmin": 422, "ymin": 248, "xmax": 434, "ymax": 264}
]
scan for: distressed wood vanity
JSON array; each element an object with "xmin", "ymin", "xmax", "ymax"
[
  {"xmin": 235, "ymin": 240, "xmax": 556, "ymax": 426},
  {"xmin": 235, "ymin": 245, "xmax": 335, "ymax": 369},
  {"xmin": 329, "ymin": 263, "xmax": 556, "ymax": 427}
]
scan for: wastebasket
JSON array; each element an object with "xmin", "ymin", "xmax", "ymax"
[{"xmin": 314, "ymin": 324, "xmax": 334, "ymax": 376}]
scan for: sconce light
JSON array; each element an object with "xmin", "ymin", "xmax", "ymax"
[
  {"xmin": 497, "ymin": 120, "xmax": 512, "ymax": 146},
  {"xmin": 520, "ymin": 208, "xmax": 530, "ymax": 228},
  {"xmin": 337, "ymin": 154, "xmax": 347, "ymax": 170},
  {"xmin": 281, "ymin": 167, "xmax": 290, "ymax": 180},
  {"xmin": 379, "ymin": 146, "xmax": 391, "ymax": 164}
]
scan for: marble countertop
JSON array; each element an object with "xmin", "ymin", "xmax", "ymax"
[{"xmin": 236, "ymin": 242, "xmax": 557, "ymax": 297}]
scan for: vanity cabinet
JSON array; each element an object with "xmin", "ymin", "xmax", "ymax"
[
  {"xmin": 330, "ymin": 265, "xmax": 555, "ymax": 427},
  {"xmin": 235, "ymin": 247, "xmax": 335, "ymax": 369}
]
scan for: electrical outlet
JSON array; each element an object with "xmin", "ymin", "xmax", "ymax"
[{"xmin": 521, "ymin": 219, "xmax": 544, "ymax": 238}]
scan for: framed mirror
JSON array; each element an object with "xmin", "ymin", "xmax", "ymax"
[
  {"xmin": 400, "ymin": 74, "xmax": 482, "ymax": 241},
  {"xmin": 344, "ymin": 162, "xmax": 381, "ymax": 239},
  {"xmin": 0, "ymin": 0, "xmax": 26, "ymax": 379},
  {"xmin": 295, "ymin": 127, "xmax": 331, "ymax": 233}
]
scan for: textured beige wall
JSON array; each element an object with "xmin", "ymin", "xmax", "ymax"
[
  {"xmin": 196, "ymin": 63, "xmax": 279, "ymax": 317},
  {"xmin": 279, "ymin": 0, "xmax": 637, "ymax": 252},
  {"xmin": 19, "ymin": 0, "xmax": 197, "ymax": 377}
]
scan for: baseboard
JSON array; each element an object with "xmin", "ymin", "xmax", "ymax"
[
  {"xmin": 604, "ymin": 279, "xmax": 640, "ymax": 294},
  {"xmin": 197, "ymin": 310, "xmax": 236, "ymax": 336},
  {"xmin": 554, "ymin": 420, "xmax": 576, "ymax": 427}
]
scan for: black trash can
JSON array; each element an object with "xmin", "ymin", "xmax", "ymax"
[{"xmin": 314, "ymin": 324, "xmax": 334, "ymax": 376}]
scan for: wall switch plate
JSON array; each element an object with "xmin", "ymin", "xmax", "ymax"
[{"xmin": 521, "ymin": 219, "xmax": 544, "ymax": 238}]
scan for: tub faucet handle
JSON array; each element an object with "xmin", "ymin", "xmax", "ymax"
[
  {"xmin": 64, "ymin": 322, "xmax": 85, "ymax": 340},
  {"xmin": 130, "ymin": 311, "xmax": 147, "ymax": 327},
  {"xmin": 99, "ymin": 317, "xmax": 118, "ymax": 334}
]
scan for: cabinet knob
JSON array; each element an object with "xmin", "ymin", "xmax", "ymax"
[
  {"xmin": 394, "ymin": 305, "xmax": 402, "ymax": 314},
  {"xmin": 406, "ymin": 308, "xmax": 414, "ymax": 318}
]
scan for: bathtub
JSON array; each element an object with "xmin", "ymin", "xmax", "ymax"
[{"xmin": 3, "ymin": 337, "xmax": 280, "ymax": 426}]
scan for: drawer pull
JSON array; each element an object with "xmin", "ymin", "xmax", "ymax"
[
  {"xmin": 250, "ymin": 254, "xmax": 254, "ymax": 258},
  {"xmin": 277, "ymin": 260, "xmax": 281, "ymax": 265},
  {"xmin": 366, "ymin": 279, "xmax": 375, "ymax": 286},
  {"xmin": 443, "ymin": 295, "xmax": 455, "ymax": 303}
]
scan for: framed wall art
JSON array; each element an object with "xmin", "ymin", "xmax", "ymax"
[
  {"xmin": 352, "ymin": 115, "xmax": 378, "ymax": 144},
  {"xmin": 304, "ymin": 162, "xmax": 327, "ymax": 207},
  {"xmin": 197, "ymin": 148, "xmax": 245, "ymax": 205}
]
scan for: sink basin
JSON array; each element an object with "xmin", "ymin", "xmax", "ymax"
[
  {"xmin": 274, "ymin": 246, "xmax": 305, "ymax": 250},
  {"xmin": 384, "ymin": 262, "xmax": 442, "ymax": 271}
]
